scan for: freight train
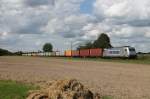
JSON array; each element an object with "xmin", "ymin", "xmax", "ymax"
[
  {"xmin": 65, "ymin": 46, "xmax": 137, "ymax": 58},
  {"xmin": 22, "ymin": 46, "xmax": 137, "ymax": 58}
]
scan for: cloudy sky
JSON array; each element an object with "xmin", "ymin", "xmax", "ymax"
[{"xmin": 0, "ymin": 0, "xmax": 150, "ymax": 52}]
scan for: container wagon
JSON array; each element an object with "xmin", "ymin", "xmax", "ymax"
[
  {"xmin": 64, "ymin": 50, "xmax": 72, "ymax": 57},
  {"xmin": 72, "ymin": 50, "xmax": 79, "ymax": 57},
  {"xmin": 58, "ymin": 51, "xmax": 65, "ymax": 57},
  {"xmin": 79, "ymin": 49, "xmax": 90, "ymax": 57},
  {"xmin": 89, "ymin": 48, "xmax": 103, "ymax": 57},
  {"xmin": 55, "ymin": 51, "xmax": 61, "ymax": 56}
]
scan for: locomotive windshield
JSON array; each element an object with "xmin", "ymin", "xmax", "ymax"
[{"xmin": 129, "ymin": 48, "xmax": 135, "ymax": 51}]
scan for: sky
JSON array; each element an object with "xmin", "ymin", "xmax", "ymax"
[{"xmin": 0, "ymin": 0, "xmax": 150, "ymax": 52}]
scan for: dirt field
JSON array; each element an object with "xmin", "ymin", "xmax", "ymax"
[{"xmin": 0, "ymin": 56, "xmax": 150, "ymax": 99}]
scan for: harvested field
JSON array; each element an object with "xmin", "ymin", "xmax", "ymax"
[{"xmin": 0, "ymin": 56, "xmax": 150, "ymax": 99}]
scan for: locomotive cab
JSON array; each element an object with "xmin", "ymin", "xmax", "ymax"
[{"xmin": 125, "ymin": 47, "xmax": 137, "ymax": 58}]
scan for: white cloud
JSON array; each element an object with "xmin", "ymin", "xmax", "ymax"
[
  {"xmin": 94, "ymin": 0, "xmax": 150, "ymax": 20},
  {"xmin": 92, "ymin": 0, "xmax": 150, "ymax": 52},
  {"xmin": 145, "ymin": 32, "xmax": 150, "ymax": 38}
]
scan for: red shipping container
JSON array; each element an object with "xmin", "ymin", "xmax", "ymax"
[
  {"xmin": 64, "ymin": 50, "xmax": 72, "ymax": 57},
  {"xmin": 79, "ymin": 49, "xmax": 90, "ymax": 57},
  {"xmin": 72, "ymin": 50, "xmax": 79, "ymax": 57},
  {"xmin": 89, "ymin": 48, "xmax": 103, "ymax": 57}
]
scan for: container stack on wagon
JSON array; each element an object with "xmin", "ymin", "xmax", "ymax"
[
  {"xmin": 89, "ymin": 48, "xmax": 103, "ymax": 57},
  {"xmin": 79, "ymin": 49, "xmax": 90, "ymax": 57},
  {"xmin": 63, "ymin": 48, "xmax": 103, "ymax": 57},
  {"xmin": 72, "ymin": 50, "xmax": 79, "ymax": 57},
  {"xmin": 22, "ymin": 52, "xmax": 57, "ymax": 57},
  {"xmin": 38, "ymin": 52, "xmax": 43, "ymax": 56},
  {"xmin": 60, "ymin": 51, "xmax": 65, "ymax": 56},
  {"xmin": 55, "ymin": 51, "xmax": 61, "ymax": 56},
  {"xmin": 64, "ymin": 50, "xmax": 72, "ymax": 57}
]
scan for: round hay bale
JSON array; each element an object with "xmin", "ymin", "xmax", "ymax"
[{"xmin": 27, "ymin": 79, "xmax": 101, "ymax": 99}]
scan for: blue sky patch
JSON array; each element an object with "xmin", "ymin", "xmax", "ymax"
[{"xmin": 80, "ymin": 0, "xmax": 95, "ymax": 14}]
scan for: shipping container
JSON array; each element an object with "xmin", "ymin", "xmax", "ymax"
[
  {"xmin": 32, "ymin": 53, "xmax": 37, "ymax": 56},
  {"xmin": 45, "ymin": 52, "xmax": 49, "ymax": 56},
  {"xmin": 79, "ymin": 49, "xmax": 90, "ymax": 57},
  {"xmin": 72, "ymin": 50, "xmax": 79, "ymax": 57},
  {"xmin": 48, "ymin": 52, "xmax": 53, "ymax": 56},
  {"xmin": 65, "ymin": 50, "xmax": 72, "ymax": 57},
  {"xmin": 59, "ymin": 51, "xmax": 65, "ymax": 56},
  {"xmin": 55, "ymin": 51, "xmax": 59, "ymax": 56},
  {"xmin": 28, "ymin": 53, "xmax": 32, "ymax": 56},
  {"xmin": 89, "ymin": 48, "xmax": 103, "ymax": 57},
  {"xmin": 40, "ymin": 52, "xmax": 44, "ymax": 56},
  {"xmin": 45, "ymin": 52, "xmax": 53, "ymax": 56},
  {"xmin": 36, "ymin": 52, "xmax": 40, "ymax": 56},
  {"xmin": 51, "ymin": 52, "xmax": 56, "ymax": 56}
]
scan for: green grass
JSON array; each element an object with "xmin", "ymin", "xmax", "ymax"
[
  {"xmin": 0, "ymin": 80, "xmax": 37, "ymax": 99},
  {"xmin": 53, "ymin": 54, "xmax": 150, "ymax": 65}
]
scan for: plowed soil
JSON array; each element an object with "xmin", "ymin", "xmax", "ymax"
[{"xmin": 0, "ymin": 56, "xmax": 150, "ymax": 99}]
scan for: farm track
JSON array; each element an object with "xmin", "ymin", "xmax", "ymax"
[{"xmin": 0, "ymin": 56, "xmax": 150, "ymax": 99}]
